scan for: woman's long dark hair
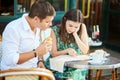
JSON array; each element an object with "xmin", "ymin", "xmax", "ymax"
[{"xmin": 58, "ymin": 9, "xmax": 83, "ymax": 44}]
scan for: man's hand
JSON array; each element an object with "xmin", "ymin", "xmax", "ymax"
[{"xmin": 36, "ymin": 36, "xmax": 52, "ymax": 57}]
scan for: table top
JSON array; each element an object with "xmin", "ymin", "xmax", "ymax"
[{"xmin": 65, "ymin": 57, "xmax": 120, "ymax": 69}]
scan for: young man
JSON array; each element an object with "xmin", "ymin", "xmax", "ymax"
[{"xmin": 0, "ymin": 0, "xmax": 56, "ymax": 70}]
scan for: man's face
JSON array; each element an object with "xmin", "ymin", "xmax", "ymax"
[{"xmin": 37, "ymin": 16, "xmax": 54, "ymax": 30}]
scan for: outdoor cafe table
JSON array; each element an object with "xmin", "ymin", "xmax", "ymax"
[{"xmin": 65, "ymin": 56, "xmax": 120, "ymax": 80}]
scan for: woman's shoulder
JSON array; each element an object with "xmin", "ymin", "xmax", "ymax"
[
  {"xmin": 52, "ymin": 25, "xmax": 60, "ymax": 32},
  {"xmin": 51, "ymin": 25, "xmax": 60, "ymax": 37},
  {"xmin": 82, "ymin": 23, "xmax": 87, "ymax": 28},
  {"xmin": 81, "ymin": 23, "xmax": 87, "ymax": 30},
  {"xmin": 52, "ymin": 25, "xmax": 59, "ymax": 29},
  {"xmin": 81, "ymin": 23, "xmax": 86, "ymax": 27}
]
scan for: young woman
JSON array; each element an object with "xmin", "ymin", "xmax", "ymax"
[{"xmin": 45, "ymin": 9, "xmax": 89, "ymax": 80}]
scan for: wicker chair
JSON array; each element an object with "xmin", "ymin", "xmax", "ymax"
[{"xmin": 0, "ymin": 68, "xmax": 55, "ymax": 80}]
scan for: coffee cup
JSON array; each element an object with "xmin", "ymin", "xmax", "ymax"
[{"xmin": 90, "ymin": 50, "xmax": 104, "ymax": 63}]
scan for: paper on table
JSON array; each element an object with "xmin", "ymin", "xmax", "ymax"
[{"xmin": 50, "ymin": 55, "xmax": 90, "ymax": 73}]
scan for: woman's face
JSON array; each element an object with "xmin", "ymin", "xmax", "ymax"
[{"xmin": 66, "ymin": 20, "xmax": 81, "ymax": 34}]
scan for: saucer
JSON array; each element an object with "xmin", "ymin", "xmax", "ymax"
[
  {"xmin": 103, "ymin": 57, "xmax": 108, "ymax": 60},
  {"xmin": 105, "ymin": 53, "xmax": 110, "ymax": 57},
  {"xmin": 88, "ymin": 60, "xmax": 105, "ymax": 64}
]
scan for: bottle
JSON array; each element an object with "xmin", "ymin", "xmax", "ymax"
[
  {"xmin": 23, "ymin": 8, "xmax": 26, "ymax": 13},
  {"xmin": 96, "ymin": 25, "xmax": 100, "ymax": 35},
  {"xmin": 92, "ymin": 25, "xmax": 97, "ymax": 41},
  {"xmin": 94, "ymin": 25, "xmax": 100, "ymax": 42}
]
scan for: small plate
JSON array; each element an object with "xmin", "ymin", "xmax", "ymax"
[
  {"xmin": 104, "ymin": 53, "xmax": 110, "ymax": 57},
  {"xmin": 88, "ymin": 60, "xmax": 105, "ymax": 64},
  {"xmin": 89, "ymin": 52, "xmax": 110, "ymax": 57},
  {"xmin": 89, "ymin": 41, "xmax": 102, "ymax": 46},
  {"xmin": 103, "ymin": 57, "xmax": 108, "ymax": 60}
]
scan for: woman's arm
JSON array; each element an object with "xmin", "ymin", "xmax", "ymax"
[
  {"xmin": 73, "ymin": 24, "xmax": 89, "ymax": 54},
  {"xmin": 50, "ymin": 29, "xmax": 68, "ymax": 57}
]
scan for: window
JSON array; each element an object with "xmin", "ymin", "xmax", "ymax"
[
  {"xmin": 17, "ymin": 0, "xmax": 30, "ymax": 13},
  {"xmin": 47, "ymin": 0, "xmax": 65, "ymax": 11},
  {"xmin": 0, "ymin": 0, "xmax": 14, "ymax": 16}
]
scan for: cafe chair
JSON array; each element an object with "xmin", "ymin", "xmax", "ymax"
[{"xmin": 0, "ymin": 68, "xmax": 55, "ymax": 80}]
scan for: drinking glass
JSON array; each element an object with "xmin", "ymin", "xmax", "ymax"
[{"xmin": 92, "ymin": 25, "xmax": 100, "ymax": 42}]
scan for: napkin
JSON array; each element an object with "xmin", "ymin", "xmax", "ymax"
[{"xmin": 50, "ymin": 55, "xmax": 90, "ymax": 73}]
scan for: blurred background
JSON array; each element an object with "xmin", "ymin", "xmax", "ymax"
[{"xmin": 0, "ymin": 0, "xmax": 120, "ymax": 52}]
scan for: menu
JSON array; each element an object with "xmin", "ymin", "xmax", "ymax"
[{"xmin": 50, "ymin": 55, "xmax": 90, "ymax": 73}]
